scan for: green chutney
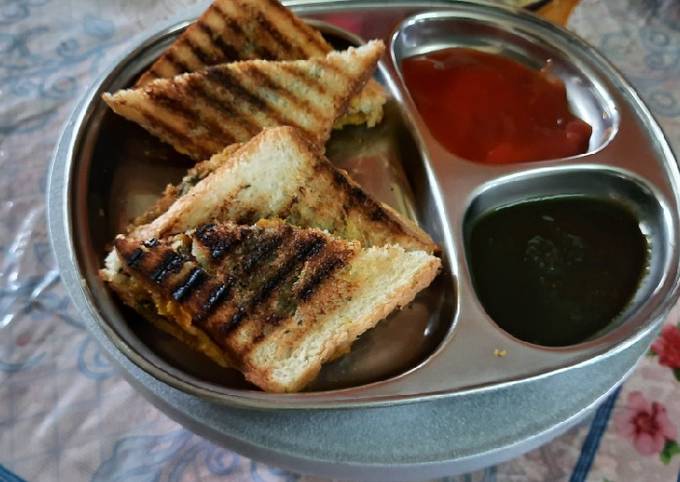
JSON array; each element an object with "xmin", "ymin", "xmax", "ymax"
[{"xmin": 468, "ymin": 197, "xmax": 647, "ymax": 346}]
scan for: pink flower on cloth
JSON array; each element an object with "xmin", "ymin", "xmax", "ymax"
[
  {"xmin": 615, "ymin": 391, "xmax": 677, "ymax": 455},
  {"xmin": 651, "ymin": 324, "xmax": 680, "ymax": 369}
]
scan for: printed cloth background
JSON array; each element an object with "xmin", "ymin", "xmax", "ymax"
[{"xmin": 1, "ymin": 0, "xmax": 679, "ymax": 481}]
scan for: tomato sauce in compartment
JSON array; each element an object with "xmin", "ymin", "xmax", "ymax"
[{"xmin": 401, "ymin": 48, "xmax": 592, "ymax": 164}]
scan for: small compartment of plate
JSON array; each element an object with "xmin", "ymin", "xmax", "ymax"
[
  {"xmin": 463, "ymin": 167, "xmax": 671, "ymax": 347},
  {"xmin": 390, "ymin": 11, "xmax": 619, "ymax": 159}
]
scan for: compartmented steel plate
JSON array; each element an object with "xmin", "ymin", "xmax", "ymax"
[{"xmin": 48, "ymin": 0, "xmax": 680, "ymax": 408}]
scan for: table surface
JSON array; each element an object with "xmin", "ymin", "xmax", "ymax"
[{"xmin": 1, "ymin": 0, "xmax": 679, "ymax": 481}]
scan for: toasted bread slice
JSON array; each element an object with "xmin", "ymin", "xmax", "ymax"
[
  {"xmin": 135, "ymin": 0, "xmax": 387, "ymax": 128},
  {"xmin": 127, "ymin": 143, "xmax": 244, "ymax": 230},
  {"xmin": 130, "ymin": 126, "xmax": 437, "ymax": 253},
  {"xmin": 103, "ymin": 221, "xmax": 440, "ymax": 392},
  {"xmin": 103, "ymin": 41, "xmax": 384, "ymax": 160}
]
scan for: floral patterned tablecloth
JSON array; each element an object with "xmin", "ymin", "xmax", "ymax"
[{"xmin": 1, "ymin": 0, "xmax": 679, "ymax": 481}]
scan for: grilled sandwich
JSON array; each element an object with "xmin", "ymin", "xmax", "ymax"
[
  {"xmin": 103, "ymin": 41, "xmax": 384, "ymax": 160},
  {"xmin": 128, "ymin": 126, "xmax": 438, "ymax": 253},
  {"xmin": 103, "ymin": 220, "xmax": 440, "ymax": 392},
  {"xmin": 135, "ymin": 0, "xmax": 387, "ymax": 129}
]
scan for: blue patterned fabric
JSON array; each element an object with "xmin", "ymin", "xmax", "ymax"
[
  {"xmin": 0, "ymin": 464, "xmax": 26, "ymax": 482},
  {"xmin": 570, "ymin": 388, "xmax": 621, "ymax": 482}
]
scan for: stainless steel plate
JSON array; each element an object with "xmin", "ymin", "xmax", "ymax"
[{"xmin": 48, "ymin": 0, "xmax": 680, "ymax": 408}]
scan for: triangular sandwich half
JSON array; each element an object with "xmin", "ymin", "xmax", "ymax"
[
  {"xmin": 135, "ymin": 0, "xmax": 387, "ymax": 129},
  {"xmin": 103, "ymin": 41, "xmax": 384, "ymax": 160},
  {"xmin": 106, "ymin": 220, "xmax": 440, "ymax": 392},
  {"xmin": 128, "ymin": 126, "xmax": 438, "ymax": 253}
]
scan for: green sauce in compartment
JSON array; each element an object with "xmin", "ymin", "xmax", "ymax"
[{"xmin": 468, "ymin": 197, "xmax": 648, "ymax": 346}]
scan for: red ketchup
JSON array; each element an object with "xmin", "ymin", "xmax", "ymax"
[{"xmin": 401, "ymin": 48, "xmax": 592, "ymax": 164}]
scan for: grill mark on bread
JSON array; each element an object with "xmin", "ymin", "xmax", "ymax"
[
  {"xmin": 137, "ymin": 109, "xmax": 212, "ymax": 160},
  {"xmin": 212, "ymin": 4, "xmax": 276, "ymax": 60},
  {"xmin": 205, "ymin": 67, "xmax": 268, "ymax": 112},
  {"xmin": 206, "ymin": 225, "xmax": 294, "ymax": 334},
  {"xmin": 117, "ymin": 241, "xmax": 193, "ymax": 300},
  {"xmin": 327, "ymin": 165, "xmax": 408, "ymax": 235},
  {"xmin": 182, "ymin": 36, "xmax": 215, "ymax": 66},
  {"xmin": 195, "ymin": 20, "xmax": 241, "ymax": 61},
  {"xmin": 151, "ymin": 251, "xmax": 184, "ymax": 283},
  {"xmin": 261, "ymin": 0, "xmax": 329, "ymax": 53},
  {"xmin": 242, "ymin": 65, "xmax": 322, "ymax": 137},
  {"xmin": 317, "ymin": 59, "xmax": 349, "ymax": 83},
  {"xmin": 185, "ymin": 76, "xmax": 261, "ymax": 136},
  {"xmin": 146, "ymin": 90, "xmax": 200, "ymax": 121},
  {"xmin": 195, "ymin": 276, "xmax": 236, "ymax": 323},
  {"xmin": 243, "ymin": 235, "xmax": 327, "ymax": 349},
  {"xmin": 146, "ymin": 89, "xmax": 238, "ymax": 146},
  {"xmin": 221, "ymin": 233, "xmax": 326, "ymax": 336},
  {"xmin": 116, "ymin": 239, "xmax": 208, "ymax": 312},
  {"xmin": 195, "ymin": 223, "xmax": 244, "ymax": 260},
  {"xmin": 279, "ymin": 64, "xmax": 327, "ymax": 96},
  {"xmin": 117, "ymin": 240, "xmax": 235, "ymax": 333},
  {"xmin": 224, "ymin": 306, "xmax": 247, "ymax": 334},
  {"xmin": 253, "ymin": 64, "xmax": 324, "ymax": 117},
  {"xmin": 252, "ymin": 234, "xmax": 325, "ymax": 306},
  {"xmin": 252, "ymin": 11, "xmax": 300, "ymax": 59},
  {"xmin": 172, "ymin": 267, "xmax": 207, "ymax": 301},
  {"xmin": 205, "ymin": 6, "xmax": 254, "ymax": 59},
  {"xmin": 212, "ymin": 5, "xmax": 246, "ymax": 38},
  {"xmin": 164, "ymin": 51, "xmax": 192, "ymax": 76},
  {"xmin": 240, "ymin": 231, "xmax": 285, "ymax": 275},
  {"xmin": 297, "ymin": 255, "xmax": 347, "ymax": 302},
  {"xmin": 125, "ymin": 247, "xmax": 145, "ymax": 268}
]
